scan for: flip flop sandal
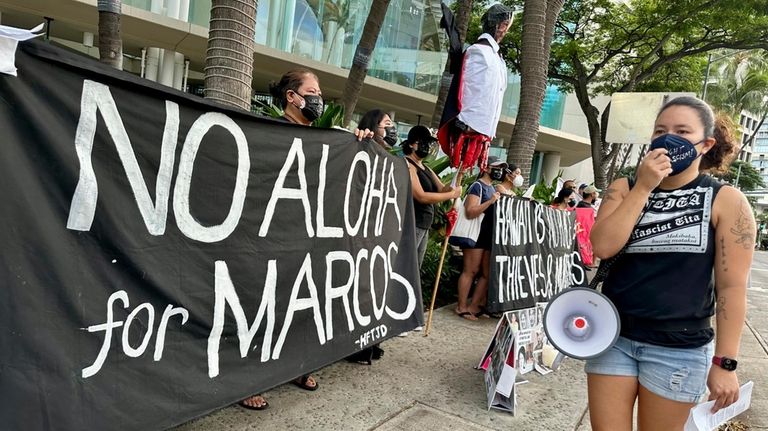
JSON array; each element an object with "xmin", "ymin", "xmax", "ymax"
[
  {"xmin": 345, "ymin": 348, "xmax": 374, "ymax": 365},
  {"xmin": 456, "ymin": 311, "xmax": 477, "ymax": 321},
  {"xmin": 474, "ymin": 307, "xmax": 494, "ymax": 319},
  {"xmin": 293, "ymin": 375, "xmax": 319, "ymax": 391},
  {"xmin": 239, "ymin": 396, "xmax": 269, "ymax": 411}
]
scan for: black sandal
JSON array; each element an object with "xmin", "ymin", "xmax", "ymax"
[
  {"xmin": 292, "ymin": 374, "xmax": 319, "ymax": 391},
  {"xmin": 238, "ymin": 395, "xmax": 269, "ymax": 410},
  {"xmin": 345, "ymin": 348, "xmax": 374, "ymax": 365},
  {"xmin": 474, "ymin": 307, "xmax": 492, "ymax": 319}
]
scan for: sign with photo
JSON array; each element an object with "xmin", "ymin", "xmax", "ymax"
[{"xmin": 481, "ymin": 313, "xmax": 518, "ymax": 414}]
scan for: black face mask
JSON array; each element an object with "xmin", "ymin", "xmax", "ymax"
[
  {"xmin": 414, "ymin": 140, "xmax": 435, "ymax": 159},
  {"xmin": 567, "ymin": 199, "xmax": 576, "ymax": 208},
  {"xmin": 296, "ymin": 93, "xmax": 324, "ymax": 122},
  {"xmin": 383, "ymin": 126, "xmax": 398, "ymax": 147},
  {"xmin": 490, "ymin": 168, "xmax": 505, "ymax": 181}
]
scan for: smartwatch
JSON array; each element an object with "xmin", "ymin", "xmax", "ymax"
[{"xmin": 712, "ymin": 356, "xmax": 738, "ymax": 371}]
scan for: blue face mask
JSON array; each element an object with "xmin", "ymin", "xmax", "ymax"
[{"xmin": 649, "ymin": 134, "xmax": 704, "ymax": 176}]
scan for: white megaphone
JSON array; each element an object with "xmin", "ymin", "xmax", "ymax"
[{"xmin": 543, "ymin": 287, "xmax": 620, "ymax": 360}]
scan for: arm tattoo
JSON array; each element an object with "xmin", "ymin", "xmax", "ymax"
[
  {"xmin": 602, "ymin": 188, "xmax": 617, "ymax": 202},
  {"xmin": 716, "ymin": 296, "xmax": 728, "ymax": 321},
  {"xmin": 730, "ymin": 200, "xmax": 755, "ymax": 250},
  {"xmin": 720, "ymin": 236, "xmax": 728, "ymax": 272}
]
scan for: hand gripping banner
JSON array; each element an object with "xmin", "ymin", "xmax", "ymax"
[{"xmin": 0, "ymin": 41, "xmax": 422, "ymax": 430}]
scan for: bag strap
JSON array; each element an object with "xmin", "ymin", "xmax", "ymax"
[{"xmin": 588, "ymin": 176, "xmax": 637, "ymax": 290}]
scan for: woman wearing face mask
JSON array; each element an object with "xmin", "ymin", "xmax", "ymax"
[
  {"xmin": 241, "ymin": 69, "xmax": 323, "ymax": 411},
  {"xmin": 357, "ymin": 109, "xmax": 399, "ymax": 150},
  {"xmin": 588, "ymin": 97, "xmax": 753, "ymax": 430},
  {"xmin": 455, "ymin": 157, "xmax": 503, "ymax": 320},
  {"xmin": 403, "ymin": 125, "xmax": 462, "ymax": 266},
  {"xmin": 550, "ymin": 188, "xmax": 577, "ymax": 211},
  {"xmin": 496, "ymin": 164, "xmax": 523, "ymax": 196},
  {"xmin": 269, "ymin": 68, "xmax": 325, "ymax": 126}
]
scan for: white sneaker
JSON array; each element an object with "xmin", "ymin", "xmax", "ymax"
[
  {"xmin": 414, "ymin": 326, "xmax": 423, "ymax": 332},
  {"xmin": 397, "ymin": 331, "xmax": 410, "ymax": 337}
]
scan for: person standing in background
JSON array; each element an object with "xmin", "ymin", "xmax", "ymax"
[{"xmin": 496, "ymin": 164, "xmax": 523, "ymax": 196}]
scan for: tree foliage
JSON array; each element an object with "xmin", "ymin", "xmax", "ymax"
[
  {"xmin": 497, "ymin": 0, "xmax": 768, "ymax": 189},
  {"xmin": 718, "ymin": 160, "xmax": 766, "ymax": 192},
  {"xmin": 706, "ymin": 50, "xmax": 768, "ymax": 118}
]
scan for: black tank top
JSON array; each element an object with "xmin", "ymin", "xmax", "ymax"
[
  {"xmin": 602, "ymin": 174, "xmax": 726, "ymax": 347},
  {"xmin": 406, "ymin": 158, "xmax": 438, "ymax": 230}
]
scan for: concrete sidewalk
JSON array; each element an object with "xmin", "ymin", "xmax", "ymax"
[{"xmin": 176, "ymin": 295, "xmax": 768, "ymax": 431}]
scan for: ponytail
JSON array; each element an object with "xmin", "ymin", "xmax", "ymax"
[{"xmin": 701, "ymin": 113, "xmax": 738, "ymax": 174}]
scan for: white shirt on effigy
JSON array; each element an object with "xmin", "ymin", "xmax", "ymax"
[{"xmin": 457, "ymin": 33, "xmax": 508, "ymax": 138}]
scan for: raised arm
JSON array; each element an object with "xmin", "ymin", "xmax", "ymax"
[
  {"xmin": 428, "ymin": 168, "xmax": 462, "ymax": 193},
  {"xmin": 464, "ymin": 183, "xmax": 499, "ymax": 219},
  {"xmin": 708, "ymin": 187, "xmax": 755, "ymax": 412},
  {"xmin": 409, "ymin": 164, "xmax": 460, "ymax": 205},
  {"xmin": 591, "ymin": 149, "xmax": 672, "ymax": 259}
]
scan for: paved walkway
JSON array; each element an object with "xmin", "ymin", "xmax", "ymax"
[{"xmin": 176, "ymin": 252, "xmax": 768, "ymax": 431}]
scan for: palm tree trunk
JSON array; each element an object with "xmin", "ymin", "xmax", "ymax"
[
  {"xmin": 97, "ymin": 0, "xmax": 123, "ymax": 70},
  {"xmin": 430, "ymin": 0, "xmax": 473, "ymax": 129},
  {"xmin": 507, "ymin": 0, "xmax": 565, "ymax": 183},
  {"xmin": 342, "ymin": 0, "xmax": 391, "ymax": 126},
  {"xmin": 204, "ymin": 0, "xmax": 258, "ymax": 110}
]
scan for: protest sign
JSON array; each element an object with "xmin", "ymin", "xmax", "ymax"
[
  {"xmin": 489, "ymin": 197, "xmax": 588, "ymax": 313},
  {"xmin": 482, "ymin": 313, "xmax": 517, "ymax": 413},
  {"xmin": 0, "ymin": 41, "xmax": 422, "ymax": 430}
]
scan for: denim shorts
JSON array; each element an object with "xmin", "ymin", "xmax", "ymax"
[{"xmin": 585, "ymin": 336, "xmax": 713, "ymax": 403}]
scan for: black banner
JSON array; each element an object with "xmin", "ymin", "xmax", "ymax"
[
  {"xmin": 488, "ymin": 197, "xmax": 587, "ymax": 312},
  {"xmin": 0, "ymin": 42, "xmax": 422, "ymax": 430}
]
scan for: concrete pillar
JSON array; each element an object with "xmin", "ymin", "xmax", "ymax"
[
  {"xmin": 542, "ymin": 152, "xmax": 562, "ymax": 183},
  {"xmin": 166, "ymin": 0, "xmax": 181, "ymax": 19},
  {"xmin": 179, "ymin": 0, "xmax": 190, "ymax": 22},
  {"xmin": 150, "ymin": 0, "xmax": 162, "ymax": 14},
  {"xmin": 83, "ymin": 32, "xmax": 94, "ymax": 47},
  {"xmin": 159, "ymin": 51, "xmax": 176, "ymax": 87},
  {"xmin": 173, "ymin": 52, "xmax": 185, "ymax": 89},
  {"xmin": 281, "ymin": 0, "xmax": 297, "ymax": 52},
  {"xmin": 267, "ymin": 0, "xmax": 283, "ymax": 48},
  {"xmin": 145, "ymin": 47, "xmax": 160, "ymax": 81}
]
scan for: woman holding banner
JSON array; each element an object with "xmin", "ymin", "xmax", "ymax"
[
  {"xmin": 402, "ymin": 125, "xmax": 462, "ymax": 267},
  {"xmin": 588, "ymin": 96, "xmax": 752, "ymax": 430},
  {"xmin": 357, "ymin": 109, "xmax": 399, "ymax": 150},
  {"xmin": 236, "ymin": 69, "xmax": 326, "ymax": 411},
  {"xmin": 495, "ymin": 164, "xmax": 523, "ymax": 197},
  {"xmin": 455, "ymin": 157, "xmax": 503, "ymax": 320}
]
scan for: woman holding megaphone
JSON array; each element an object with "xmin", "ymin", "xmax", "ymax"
[{"xmin": 587, "ymin": 96, "xmax": 753, "ymax": 430}]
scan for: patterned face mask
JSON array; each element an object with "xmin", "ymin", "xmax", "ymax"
[{"xmin": 649, "ymin": 134, "xmax": 704, "ymax": 176}]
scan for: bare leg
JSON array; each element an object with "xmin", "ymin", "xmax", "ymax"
[
  {"xmin": 587, "ymin": 373, "xmax": 638, "ymax": 431},
  {"xmin": 469, "ymin": 250, "xmax": 492, "ymax": 314},
  {"xmin": 456, "ymin": 248, "xmax": 482, "ymax": 320},
  {"xmin": 637, "ymin": 384, "xmax": 695, "ymax": 431}
]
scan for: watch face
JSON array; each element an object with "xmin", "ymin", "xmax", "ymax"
[{"xmin": 722, "ymin": 358, "xmax": 737, "ymax": 371}]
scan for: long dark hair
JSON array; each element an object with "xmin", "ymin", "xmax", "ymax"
[
  {"xmin": 358, "ymin": 109, "xmax": 387, "ymax": 132},
  {"xmin": 552, "ymin": 188, "xmax": 573, "ymax": 205}
]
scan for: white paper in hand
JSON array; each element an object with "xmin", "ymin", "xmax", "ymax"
[
  {"xmin": 684, "ymin": 381, "xmax": 753, "ymax": 431},
  {"xmin": 0, "ymin": 23, "xmax": 44, "ymax": 76}
]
